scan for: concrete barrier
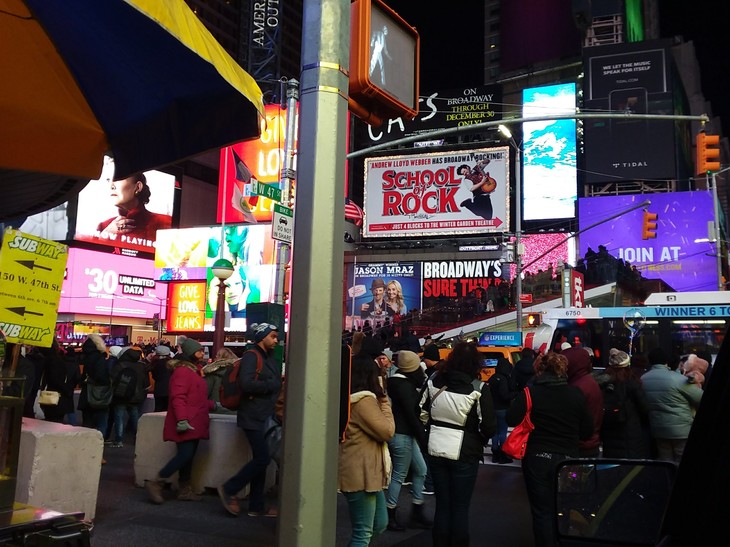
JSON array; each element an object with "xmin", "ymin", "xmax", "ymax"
[
  {"xmin": 134, "ymin": 412, "xmax": 276, "ymax": 497},
  {"xmin": 16, "ymin": 418, "xmax": 103, "ymax": 520}
]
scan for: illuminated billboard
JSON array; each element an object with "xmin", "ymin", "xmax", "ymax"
[
  {"xmin": 166, "ymin": 281, "xmax": 207, "ymax": 333},
  {"xmin": 363, "ymin": 147, "xmax": 510, "ymax": 238},
  {"xmin": 155, "ymin": 224, "xmax": 278, "ymax": 328},
  {"xmin": 59, "ymin": 248, "xmax": 167, "ymax": 318},
  {"xmin": 578, "ymin": 191, "xmax": 717, "ymax": 292},
  {"xmin": 522, "ymin": 83, "xmax": 577, "ymax": 221},
  {"xmin": 74, "ymin": 156, "xmax": 175, "ymax": 255},
  {"xmin": 218, "ymin": 104, "xmax": 298, "ymax": 224}
]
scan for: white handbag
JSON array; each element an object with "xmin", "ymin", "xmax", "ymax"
[{"xmin": 38, "ymin": 390, "xmax": 61, "ymax": 405}]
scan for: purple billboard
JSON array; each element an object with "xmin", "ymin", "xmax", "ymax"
[{"xmin": 578, "ymin": 191, "xmax": 717, "ymax": 292}]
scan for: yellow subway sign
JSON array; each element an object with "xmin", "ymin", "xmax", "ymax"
[{"xmin": 0, "ymin": 228, "xmax": 68, "ymax": 347}]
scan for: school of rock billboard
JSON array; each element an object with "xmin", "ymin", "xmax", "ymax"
[
  {"xmin": 363, "ymin": 147, "xmax": 510, "ymax": 238},
  {"xmin": 578, "ymin": 191, "xmax": 717, "ymax": 292},
  {"xmin": 345, "ymin": 259, "xmax": 505, "ymax": 329}
]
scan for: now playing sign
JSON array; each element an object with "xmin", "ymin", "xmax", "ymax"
[{"xmin": 272, "ymin": 204, "xmax": 293, "ymax": 244}]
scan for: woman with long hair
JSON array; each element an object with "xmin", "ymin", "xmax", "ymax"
[
  {"xmin": 338, "ymin": 355, "xmax": 395, "ymax": 546},
  {"xmin": 419, "ymin": 341, "xmax": 496, "ymax": 546},
  {"xmin": 385, "ymin": 279, "xmax": 407, "ymax": 316},
  {"xmin": 506, "ymin": 351, "xmax": 593, "ymax": 547}
]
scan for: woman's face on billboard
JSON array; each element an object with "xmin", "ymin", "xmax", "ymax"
[{"xmin": 110, "ymin": 177, "xmax": 142, "ymax": 210}]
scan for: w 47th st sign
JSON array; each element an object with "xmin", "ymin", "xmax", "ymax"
[
  {"xmin": 0, "ymin": 228, "xmax": 68, "ymax": 347},
  {"xmin": 252, "ymin": 179, "xmax": 282, "ymax": 202}
]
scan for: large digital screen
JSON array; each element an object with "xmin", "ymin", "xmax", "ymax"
[
  {"xmin": 218, "ymin": 104, "xmax": 297, "ymax": 224},
  {"xmin": 18, "ymin": 203, "xmax": 70, "ymax": 241},
  {"xmin": 155, "ymin": 224, "xmax": 278, "ymax": 328},
  {"xmin": 522, "ymin": 83, "xmax": 577, "ymax": 221},
  {"xmin": 74, "ymin": 156, "xmax": 176, "ymax": 255},
  {"xmin": 578, "ymin": 191, "xmax": 717, "ymax": 292},
  {"xmin": 363, "ymin": 147, "xmax": 510, "ymax": 238},
  {"xmin": 59, "ymin": 248, "xmax": 167, "ymax": 318}
]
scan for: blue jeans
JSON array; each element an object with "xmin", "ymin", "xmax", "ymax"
[
  {"xmin": 84, "ymin": 408, "xmax": 109, "ymax": 438},
  {"xmin": 429, "ymin": 456, "xmax": 478, "ymax": 543},
  {"xmin": 492, "ymin": 408, "xmax": 508, "ymax": 452},
  {"xmin": 521, "ymin": 452, "xmax": 568, "ymax": 547},
  {"xmin": 159, "ymin": 439, "xmax": 199, "ymax": 482},
  {"xmin": 113, "ymin": 403, "xmax": 140, "ymax": 442},
  {"xmin": 222, "ymin": 428, "xmax": 271, "ymax": 512},
  {"xmin": 343, "ymin": 489, "xmax": 387, "ymax": 547},
  {"xmin": 385, "ymin": 433, "xmax": 427, "ymax": 507}
]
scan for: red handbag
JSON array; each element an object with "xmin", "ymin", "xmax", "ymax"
[{"xmin": 502, "ymin": 387, "xmax": 534, "ymax": 460}]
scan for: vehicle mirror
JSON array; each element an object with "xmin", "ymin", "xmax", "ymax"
[{"xmin": 556, "ymin": 459, "xmax": 676, "ymax": 545}]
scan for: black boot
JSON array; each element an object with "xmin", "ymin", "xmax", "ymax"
[
  {"xmin": 410, "ymin": 502, "xmax": 433, "ymax": 529},
  {"xmin": 387, "ymin": 506, "xmax": 406, "ymax": 531}
]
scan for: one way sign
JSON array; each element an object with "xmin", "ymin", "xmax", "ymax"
[{"xmin": 272, "ymin": 204, "xmax": 293, "ymax": 244}]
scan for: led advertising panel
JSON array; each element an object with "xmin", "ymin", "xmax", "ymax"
[
  {"xmin": 155, "ymin": 224, "xmax": 277, "ymax": 328},
  {"xmin": 59, "ymin": 248, "xmax": 167, "ymax": 318},
  {"xmin": 578, "ymin": 191, "xmax": 717, "ymax": 292},
  {"xmin": 18, "ymin": 203, "xmax": 70, "ymax": 241},
  {"xmin": 363, "ymin": 147, "xmax": 510, "ymax": 238},
  {"xmin": 583, "ymin": 41, "xmax": 676, "ymax": 182},
  {"xmin": 74, "ymin": 156, "xmax": 175, "ymax": 255},
  {"xmin": 217, "ymin": 104, "xmax": 298, "ymax": 224},
  {"xmin": 166, "ymin": 281, "xmax": 207, "ymax": 333},
  {"xmin": 522, "ymin": 83, "xmax": 577, "ymax": 221}
]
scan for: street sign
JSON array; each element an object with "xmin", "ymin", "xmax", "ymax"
[
  {"xmin": 272, "ymin": 204, "xmax": 293, "ymax": 244},
  {"xmin": 519, "ymin": 293, "xmax": 533, "ymax": 304},
  {"xmin": 0, "ymin": 228, "xmax": 68, "ymax": 347},
  {"xmin": 252, "ymin": 179, "xmax": 282, "ymax": 202}
]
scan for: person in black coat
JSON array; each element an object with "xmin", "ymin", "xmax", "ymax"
[
  {"xmin": 150, "ymin": 345, "xmax": 173, "ymax": 412},
  {"xmin": 78, "ymin": 334, "xmax": 112, "ymax": 437},
  {"xmin": 39, "ymin": 341, "xmax": 81, "ymax": 424},
  {"xmin": 507, "ymin": 351, "xmax": 593, "ymax": 547},
  {"xmin": 512, "ymin": 347, "xmax": 536, "ymax": 391},
  {"xmin": 489, "ymin": 357, "xmax": 519, "ymax": 463}
]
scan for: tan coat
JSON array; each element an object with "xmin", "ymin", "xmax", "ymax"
[{"xmin": 338, "ymin": 391, "xmax": 395, "ymax": 493}]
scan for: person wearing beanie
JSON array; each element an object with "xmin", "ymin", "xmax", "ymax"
[
  {"xmin": 145, "ymin": 339, "xmax": 218, "ymax": 504},
  {"xmin": 594, "ymin": 348, "xmax": 652, "ymax": 458},
  {"xmin": 218, "ymin": 323, "xmax": 282, "ymax": 517},
  {"xmin": 180, "ymin": 338, "xmax": 204, "ymax": 362},
  {"xmin": 382, "ymin": 350, "xmax": 431, "ymax": 531},
  {"xmin": 564, "ymin": 347, "xmax": 603, "ymax": 457},
  {"xmin": 421, "ymin": 344, "xmax": 442, "ymax": 376}
]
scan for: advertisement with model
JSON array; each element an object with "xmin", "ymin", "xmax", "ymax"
[{"xmin": 363, "ymin": 147, "xmax": 510, "ymax": 237}]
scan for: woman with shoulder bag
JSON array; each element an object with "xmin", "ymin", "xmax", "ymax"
[
  {"xmin": 506, "ymin": 351, "xmax": 593, "ymax": 547},
  {"xmin": 419, "ymin": 341, "xmax": 496, "ymax": 547}
]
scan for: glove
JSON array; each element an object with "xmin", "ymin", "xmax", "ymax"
[
  {"xmin": 213, "ymin": 401, "xmax": 222, "ymax": 412},
  {"xmin": 176, "ymin": 419, "xmax": 195, "ymax": 433}
]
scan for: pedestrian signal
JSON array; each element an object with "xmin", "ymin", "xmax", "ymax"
[{"xmin": 525, "ymin": 313, "xmax": 541, "ymax": 327}]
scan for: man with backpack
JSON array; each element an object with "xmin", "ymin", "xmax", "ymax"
[
  {"xmin": 217, "ymin": 323, "xmax": 282, "ymax": 518},
  {"xmin": 109, "ymin": 345, "xmax": 150, "ymax": 447}
]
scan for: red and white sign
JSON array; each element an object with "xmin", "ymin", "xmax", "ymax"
[
  {"xmin": 519, "ymin": 293, "xmax": 533, "ymax": 304},
  {"xmin": 59, "ymin": 248, "xmax": 166, "ymax": 317},
  {"xmin": 571, "ymin": 270, "xmax": 585, "ymax": 308},
  {"xmin": 363, "ymin": 147, "xmax": 510, "ymax": 238}
]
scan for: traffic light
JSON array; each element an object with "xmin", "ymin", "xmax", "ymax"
[
  {"xmin": 525, "ymin": 312, "xmax": 541, "ymax": 327},
  {"xmin": 349, "ymin": 0, "xmax": 420, "ymax": 126},
  {"xmin": 696, "ymin": 132, "xmax": 721, "ymax": 175},
  {"xmin": 642, "ymin": 210, "xmax": 658, "ymax": 240}
]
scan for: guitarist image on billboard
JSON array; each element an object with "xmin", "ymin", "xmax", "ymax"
[{"xmin": 458, "ymin": 158, "xmax": 496, "ymax": 220}]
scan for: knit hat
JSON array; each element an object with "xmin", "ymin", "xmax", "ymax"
[
  {"xmin": 118, "ymin": 346, "xmax": 142, "ymax": 362},
  {"xmin": 560, "ymin": 342, "xmax": 572, "ymax": 350},
  {"xmin": 180, "ymin": 338, "xmax": 203, "ymax": 357},
  {"xmin": 608, "ymin": 348, "xmax": 630, "ymax": 368},
  {"xmin": 422, "ymin": 344, "xmax": 441, "ymax": 362},
  {"xmin": 155, "ymin": 345, "xmax": 171, "ymax": 357},
  {"xmin": 379, "ymin": 348, "xmax": 393, "ymax": 361},
  {"xmin": 250, "ymin": 322, "xmax": 278, "ymax": 343},
  {"xmin": 108, "ymin": 346, "xmax": 122, "ymax": 358},
  {"xmin": 397, "ymin": 350, "xmax": 421, "ymax": 373}
]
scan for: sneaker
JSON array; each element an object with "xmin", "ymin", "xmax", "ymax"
[
  {"xmin": 217, "ymin": 485, "xmax": 240, "ymax": 516},
  {"xmin": 110, "ymin": 442, "xmax": 124, "ymax": 448},
  {"xmin": 248, "ymin": 508, "xmax": 278, "ymax": 518},
  {"xmin": 422, "ymin": 488, "xmax": 435, "ymax": 495},
  {"xmin": 103, "ymin": 440, "xmax": 114, "ymax": 446}
]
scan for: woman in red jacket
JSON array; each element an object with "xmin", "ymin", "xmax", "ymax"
[{"xmin": 145, "ymin": 339, "xmax": 217, "ymax": 504}]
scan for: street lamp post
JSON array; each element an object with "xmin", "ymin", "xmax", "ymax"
[
  {"xmin": 211, "ymin": 258, "xmax": 234, "ymax": 358},
  {"xmin": 499, "ymin": 125, "xmax": 523, "ymax": 339}
]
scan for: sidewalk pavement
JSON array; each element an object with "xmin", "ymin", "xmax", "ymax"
[{"xmin": 90, "ymin": 434, "xmax": 533, "ymax": 546}]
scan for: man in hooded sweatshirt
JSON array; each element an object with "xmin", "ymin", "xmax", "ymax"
[
  {"xmin": 563, "ymin": 347, "xmax": 604, "ymax": 457},
  {"xmin": 109, "ymin": 345, "xmax": 150, "ymax": 447}
]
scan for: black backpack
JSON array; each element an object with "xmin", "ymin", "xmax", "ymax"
[
  {"xmin": 602, "ymin": 381, "xmax": 628, "ymax": 424},
  {"xmin": 114, "ymin": 366, "xmax": 138, "ymax": 401}
]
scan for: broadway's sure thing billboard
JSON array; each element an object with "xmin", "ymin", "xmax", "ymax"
[
  {"xmin": 578, "ymin": 191, "xmax": 717, "ymax": 292},
  {"xmin": 363, "ymin": 147, "xmax": 509, "ymax": 238}
]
